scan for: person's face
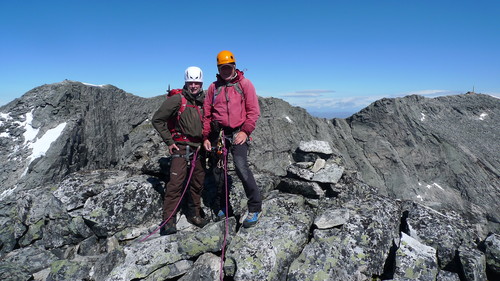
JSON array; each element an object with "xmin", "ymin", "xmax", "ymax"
[
  {"xmin": 186, "ymin": 82, "xmax": 202, "ymax": 94},
  {"xmin": 218, "ymin": 64, "xmax": 235, "ymax": 81}
]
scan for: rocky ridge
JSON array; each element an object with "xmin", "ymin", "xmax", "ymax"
[{"xmin": 0, "ymin": 81, "xmax": 499, "ymax": 280}]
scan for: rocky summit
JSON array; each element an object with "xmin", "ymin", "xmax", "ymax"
[{"xmin": 0, "ymin": 81, "xmax": 499, "ymax": 280}]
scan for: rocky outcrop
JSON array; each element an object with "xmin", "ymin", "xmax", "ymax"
[{"xmin": 0, "ymin": 81, "xmax": 499, "ymax": 280}]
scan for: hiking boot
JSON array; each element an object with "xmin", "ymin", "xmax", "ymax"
[
  {"xmin": 160, "ymin": 222, "xmax": 177, "ymax": 236},
  {"xmin": 187, "ymin": 216, "xmax": 208, "ymax": 228},
  {"xmin": 242, "ymin": 212, "xmax": 260, "ymax": 228},
  {"xmin": 215, "ymin": 210, "xmax": 225, "ymax": 222}
]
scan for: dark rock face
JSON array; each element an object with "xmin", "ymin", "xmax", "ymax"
[
  {"xmin": 343, "ymin": 95, "xmax": 500, "ymax": 234},
  {"xmin": 253, "ymin": 94, "xmax": 499, "ymax": 236},
  {"xmin": 0, "ymin": 81, "xmax": 498, "ymax": 280},
  {"xmin": 0, "ymin": 81, "xmax": 162, "ymax": 193}
]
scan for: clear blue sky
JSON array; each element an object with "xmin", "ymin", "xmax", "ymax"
[{"xmin": 1, "ymin": 0, "xmax": 499, "ymax": 116}]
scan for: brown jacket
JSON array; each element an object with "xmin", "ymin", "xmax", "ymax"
[{"xmin": 152, "ymin": 87, "xmax": 205, "ymax": 147}]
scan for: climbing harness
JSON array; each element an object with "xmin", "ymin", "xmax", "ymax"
[
  {"xmin": 171, "ymin": 145, "xmax": 194, "ymax": 167},
  {"xmin": 139, "ymin": 146, "xmax": 200, "ymax": 242},
  {"xmin": 215, "ymin": 130, "xmax": 226, "ymax": 168}
]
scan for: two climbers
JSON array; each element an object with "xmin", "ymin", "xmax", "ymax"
[
  {"xmin": 151, "ymin": 50, "xmax": 262, "ymax": 236},
  {"xmin": 152, "ymin": 66, "xmax": 208, "ymax": 235}
]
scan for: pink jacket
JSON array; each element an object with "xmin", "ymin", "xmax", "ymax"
[{"xmin": 203, "ymin": 70, "xmax": 260, "ymax": 139}]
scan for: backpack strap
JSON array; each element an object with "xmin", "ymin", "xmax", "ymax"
[
  {"xmin": 212, "ymin": 81, "xmax": 244, "ymax": 105},
  {"xmin": 168, "ymin": 94, "xmax": 202, "ymax": 143}
]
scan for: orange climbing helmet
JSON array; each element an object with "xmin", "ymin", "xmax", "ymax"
[{"xmin": 217, "ymin": 50, "xmax": 236, "ymax": 65}]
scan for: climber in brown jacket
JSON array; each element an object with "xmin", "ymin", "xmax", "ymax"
[{"xmin": 152, "ymin": 66, "xmax": 208, "ymax": 235}]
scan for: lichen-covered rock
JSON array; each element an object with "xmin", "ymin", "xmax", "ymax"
[
  {"xmin": 142, "ymin": 260, "xmax": 193, "ymax": 281},
  {"xmin": 484, "ymin": 233, "xmax": 500, "ymax": 274},
  {"xmin": 0, "ymin": 83, "xmax": 497, "ymax": 280},
  {"xmin": 105, "ymin": 236, "xmax": 185, "ymax": 280},
  {"xmin": 437, "ymin": 270, "xmax": 460, "ymax": 280},
  {"xmin": 0, "ymin": 246, "xmax": 58, "ymax": 276},
  {"xmin": 105, "ymin": 218, "xmax": 235, "ymax": 280},
  {"xmin": 0, "ymin": 262, "xmax": 32, "ymax": 281},
  {"xmin": 313, "ymin": 208, "xmax": 349, "ymax": 229},
  {"xmin": 298, "ymin": 140, "xmax": 334, "ymax": 155},
  {"xmin": 179, "ymin": 252, "xmax": 221, "ymax": 281},
  {"xmin": 53, "ymin": 169, "xmax": 131, "ymax": 212},
  {"xmin": 277, "ymin": 178, "xmax": 325, "ymax": 199},
  {"xmin": 90, "ymin": 249, "xmax": 126, "ymax": 281},
  {"xmin": 286, "ymin": 161, "xmax": 344, "ymax": 184},
  {"xmin": 286, "ymin": 163, "xmax": 315, "ymax": 181},
  {"xmin": 0, "ymin": 187, "xmax": 92, "ymax": 256},
  {"xmin": 0, "ymin": 197, "xmax": 26, "ymax": 255},
  {"xmin": 458, "ymin": 244, "xmax": 487, "ymax": 281},
  {"xmin": 81, "ymin": 175, "xmax": 162, "ymax": 237},
  {"xmin": 224, "ymin": 192, "xmax": 314, "ymax": 280},
  {"xmin": 393, "ymin": 233, "xmax": 438, "ymax": 280},
  {"xmin": 402, "ymin": 201, "xmax": 480, "ymax": 270},
  {"xmin": 287, "ymin": 194, "xmax": 401, "ymax": 280},
  {"xmin": 311, "ymin": 162, "xmax": 344, "ymax": 183},
  {"xmin": 436, "ymin": 270, "xmax": 460, "ymax": 281},
  {"xmin": 46, "ymin": 260, "xmax": 92, "ymax": 281},
  {"xmin": 77, "ymin": 235, "xmax": 105, "ymax": 256}
]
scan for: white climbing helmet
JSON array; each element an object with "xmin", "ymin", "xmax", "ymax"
[{"xmin": 184, "ymin": 66, "xmax": 203, "ymax": 83}]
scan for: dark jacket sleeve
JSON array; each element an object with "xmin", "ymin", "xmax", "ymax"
[{"xmin": 152, "ymin": 95, "xmax": 181, "ymax": 146}]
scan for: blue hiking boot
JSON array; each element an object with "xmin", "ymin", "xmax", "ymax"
[
  {"xmin": 242, "ymin": 212, "xmax": 260, "ymax": 228},
  {"xmin": 215, "ymin": 210, "xmax": 225, "ymax": 222}
]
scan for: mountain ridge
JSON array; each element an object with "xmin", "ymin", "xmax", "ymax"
[{"xmin": 0, "ymin": 81, "xmax": 498, "ymax": 280}]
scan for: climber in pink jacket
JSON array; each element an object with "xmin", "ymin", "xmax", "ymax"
[{"xmin": 203, "ymin": 50, "xmax": 262, "ymax": 228}]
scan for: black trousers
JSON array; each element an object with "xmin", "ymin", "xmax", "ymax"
[{"xmin": 214, "ymin": 141, "xmax": 262, "ymax": 213}]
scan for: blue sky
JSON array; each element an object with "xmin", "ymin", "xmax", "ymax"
[{"xmin": 1, "ymin": 1, "xmax": 499, "ymax": 117}]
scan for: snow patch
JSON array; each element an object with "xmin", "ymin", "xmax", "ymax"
[
  {"xmin": 0, "ymin": 185, "xmax": 19, "ymax": 201},
  {"xmin": 82, "ymin": 82, "xmax": 105, "ymax": 87},
  {"xmin": 0, "ymin": 112, "xmax": 11, "ymax": 125},
  {"xmin": 433, "ymin": 183, "xmax": 443, "ymax": 190},
  {"xmin": 1, "ymin": 112, "xmax": 13, "ymax": 129},
  {"xmin": 420, "ymin": 203, "xmax": 448, "ymax": 218},
  {"xmin": 426, "ymin": 183, "xmax": 444, "ymax": 190},
  {"xmin": 27, "ymin": 122, "xmax": 67, "ymax": 162},
  {"xmin": 420, "ymin": 113, "xmax": 426, "ymax": 121},
  {"xmin": 285, "ymin": 116, "xmax": 293, "ymax": 123},
  {"xmin": 23, "ymin": 110, "xmax": 39, "ymax": 144},
  {"xmin": 23, "ymin": 121, "xmax": 67, "ymax": 176},
  {"xmin": 416, "ymin": 194, "xmax": 424, "ymax": 201},
  {"xmin": 479, "ymin": 113, "xmax": 487, "ymax": 120}
]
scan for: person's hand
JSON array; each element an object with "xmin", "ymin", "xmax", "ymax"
[
  {"xmin": 233, "ymin": 131, "xmax": 248, "ymax": 145},
  {"xmin": 168, "ymin": 143, "xmax": 179, "ymax": 155},
  {"xmin": 203, "ymin": 139, "xmax": 212, "ymax": 151}
]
